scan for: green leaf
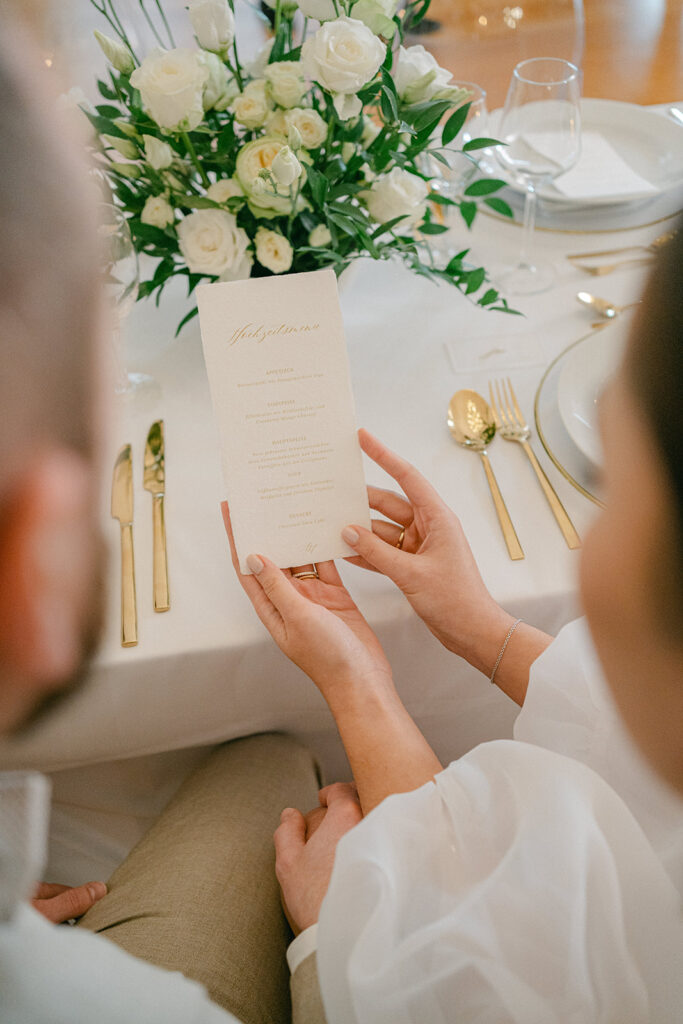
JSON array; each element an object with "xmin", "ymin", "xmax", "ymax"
[
  {"xmin": 326, "ymin": 211, "xmax": 357, "ymax": 237},
  {"xmin": 462, "ymin": 137, "xmax": 504, "ymax": 152},
  {"xmin": 96, "ymin": 103, "xmax": 123, "ymax": 118},
  {"xmin": 465, "ymin": 266, "xmax": 486, "ymax": 295},
  {"xmin": 441, "ymin": 102, "xmax": 471, "ymax": 147},
  {"xmin": 459, "ymin": 201, "xmax": 477, "ymax": 228},
  {"xmin": 175, "ymin": 306, "xmax": 199, "ymax": 337},
  {"xmin": 269, "ymin": 20, "xmax": 290, "ymax": 62},
  {"xmin": 412, "ymin": 99, "xmax": 452, "ymax": 133},
  {"xmin": 419, "ymin": 222, "xmax": 449, "ymax": 235},
  {"xmin": 478, "ymin": 287, "xmax": 499, "ymax": 306},
  {"xmin": 380, "ymin": 85, "xmax": 398, "ymax": 123},
  {"xmin": 371, "ymin": 214, "xmax": 408, "ymax": 238},
  {"xmin": 430, "ymin": 194, "xmax": 458, "ymax": 206},
  {"xmin": 464, "ymin": 178, "xmax": 507, "ymax": 196},
  {"xmin": 306, "ymin": 165, "xmax": 328, "ymax": 208},
  {"xmin": 97, "ymin": 79, "xmax": 118, "ymax": 101},
  {"xmin": 484, "ymin": 196, "xmax": 515, "ymax": 219}
]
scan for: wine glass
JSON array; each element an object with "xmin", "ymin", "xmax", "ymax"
[
  {"xmin": 495, "ymin": 57, "xmax": 581, "ymax": 294},
  {"xmin": 435, "ymin": 82, "xmax": 489, "ymax": 198},
  {"xmin": 98, "ymin": 203, "xmax": 158, "ymax": 399}
]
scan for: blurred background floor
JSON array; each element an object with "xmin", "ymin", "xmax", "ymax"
[{"xmin": 412, "ymin": 0, "xmax": 683, "ymax": 107}]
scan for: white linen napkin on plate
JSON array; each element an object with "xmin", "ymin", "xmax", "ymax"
[{"xmin": 551, "ymin": 131, "xmax": 658, "ymax": 199}]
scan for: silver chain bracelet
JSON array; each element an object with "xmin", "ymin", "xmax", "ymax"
[{"xmin": 490, "ymin": 618, "xmax": 523, "ymax": 685}]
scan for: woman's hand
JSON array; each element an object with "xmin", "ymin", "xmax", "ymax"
[
  {"xmin": 342, "ymin": 430, "xmax": 515, "ymax": 676},
  {"xmin": 32, "ymin": 881, "xmax": 107, "ymax": 923},
  {"xmin": 222, "ymin": 503, "xmax": 393, "ymax": 711}
]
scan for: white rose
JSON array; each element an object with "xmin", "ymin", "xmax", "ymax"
[
  {"xmin": 143, "ymin": 134, "xmax": 174, "ymax": 169},
  {"xmin": 93, "ymin": 30, "xmax": 134, "ymax": 74},
  {"xmin": 141, "ymin": 195, "xmax": 175, "ymax": 228},
  {"xmin": 230, "ymin": 79, "xmax": 273, "ymax": 129},
  {"xmin": 266, "ymin": 108, "xmax": 290, "ymax": 137},
  {"xmin": 178, "ymin": 208, "xmax": 252, "ymax": 280},
  {"xmin": 235, "ymin": 136, "xmax": 305, "ymax": 217},
  {"xmin": 130, "ymin": 47, "xmax": 209, "ymax": 132},
  {"xmin": 271, "ymin": 145, "xmax": 302, "ymax": 187},
  {"xmin": 302, "ymin": 17, "xmax": 384, "ymax": 121},
  {"xmin": 201, "ymin": 52, "xmax": 237, "ymax": 110},
  {"xmin": 264, "ymin": 61, "xmax": 307, "ymax": 109},
  {"xmin": 296, "ymin": 0, "xmax": 337, "ymax": 19},
  {"xmin": 284, "ymin": 107, "xmax": 327, "ymax": 149},
  {"xmin": 188, "ymin": 0, "xmax": 235, "ymax": 56},
  {"xmin": 395, "ymin": 44, "xmax": 453, "ymax": 104},
  {"xmin": 255, "ymin": 227, "xmax": 293, "ymax": 274},
  {"xmin": 363, "ymin": 166, "xmax": 428, "ymax": 227},
  {"xmin": 207, "ymin": 177, "xmax": 244, "ymax": 202},
  {"xmin": 350, "ymin": 0, "xmax": 398, "ymax": 37},
  {"xmin": 309, "ymin": 224, "xmax": 332, "ymax": 247}
]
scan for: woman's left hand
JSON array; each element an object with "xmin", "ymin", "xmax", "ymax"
[{"xmin": 222, "ymin": 504, "xmax": 394, "ymax": 709}]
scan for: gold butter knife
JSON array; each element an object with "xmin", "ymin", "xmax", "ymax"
[
  {"xmin": 111, "ymin": 444, "xmax": 138, "ymax": 647},
  {"xmin": 143, "ymin": 419, "xmax": 170, "ymax": 612}
]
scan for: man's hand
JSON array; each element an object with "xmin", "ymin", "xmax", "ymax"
[
  {"xmin": 275, "ymin": 783, "xmax": 362, "ymax": 934},
  {"xmin": 31, "ymin": 881, "xmax": 107, "ymax": 923}
]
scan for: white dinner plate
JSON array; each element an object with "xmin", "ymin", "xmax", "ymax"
[
  {"xmin": 488, "ymin": 99, "xmax": 683, "ymax": 207},
  {"xmin": 556, "ymin": 314, "xmax": 632, "ymax": 468}
]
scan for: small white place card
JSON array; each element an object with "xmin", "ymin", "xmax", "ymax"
[
  {"xmin": 552, "ymin": 131, "xmax": 658, "ymax": 199},
  {"xmin": 197, "ymin": 269, "xmax": 371, "ymax": 574}
]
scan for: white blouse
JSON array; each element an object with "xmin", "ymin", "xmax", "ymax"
[{"xmin": 317, "ymin": 619, "xmax": 683, "ymax": 1023}]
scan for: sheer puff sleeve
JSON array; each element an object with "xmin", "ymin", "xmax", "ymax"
[{"xmin": 317, "ymin": 740, "xmax": 683, "ymax": 1024}]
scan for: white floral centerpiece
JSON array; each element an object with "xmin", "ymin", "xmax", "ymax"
[{"xmin": 85, "ymin": 0, "xmax": 514, "ymax": 334}]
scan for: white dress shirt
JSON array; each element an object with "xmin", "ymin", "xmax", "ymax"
[
  {"xmin": 316, "ymin": 618, "xmax": 683, "ymax": 1023},
  {"xmin": 0, "ymin": 771, "xmax": 242, "ymax": 1023}
]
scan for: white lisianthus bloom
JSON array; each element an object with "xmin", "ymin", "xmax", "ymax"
[
  {"xmin": 235, "ymin": 136, "xmax": 307, "ymax": 217},
  {"xmin": 143, "ymin": 134, "xmax": 174, "ymax": 169},
  {"xmin": 207, "ymin": 177, "xmax": 244, "ymax": 203},
  {"xmin": 114, "ymin": 119, "xmax": 138, "ymax": 137},
  {"xmin": 188, "ymin": 0, "xmax": 235, "ymax": 56},
  {"xmin": 302, "ymin": 17, "xmax": 384, "ymax": 122},
  {"xmin": 93, "ymin": 30, "xmax": 135, "ymax": 74},
  {"xmin": 284, "ymin": 107, "xmax": 328, "ymax": 149},
  {"xmin": 363, "ymin": 166, "xmax": 428, "ymax": 227},
  {"xmin": 201, "ymin": 52, "xmax": 237, "ymax": 110},
  {"xmin": 341, "ymin": 141, "xmax": 356, "ymax": 162},
  {"xmin": 309, "ymin": 224, "xmax": 332, "ymax": 247},
  {"xmin": 141, "ymin": 195, "xmax": 175, "ymax": 228},
  {"xmin": 177, "ymin": 208, "xmax": 252, "ymax": 280},
  {"xmin": 255, "ymin": 227, "xmax": 293, "ymax": 274},
  {"xmin": 271, "ymin": 145, "xmax": 302, "ymax": 187},
  {"xmin": 395, "ymin": 44, "xmax": 454, "ymax": 104},
  {"xmin": 350, "ymin": 0, "xmax": 398, "ymax": 37},
  {"xmin": 264, "ymin": 61, "xmax": 307, "ymax": 109},
  {"xmin": 231, "ymin": 79, "xmax": 273, "ymax": 129},
  {"xmin": 245, "ymin": 40, "xmax": 274, "ymax": 78},
  {"xmin": 296, "ymin": 0, "xmax": 337, "ymax": 19},
  {"xmin": 109, "ymin": 161, "xmax": 142, "ymax": 179},
  {"xmin": 361, "ymin": 115, "xmax": 381, "ymax": 146},
  {"xmin": 131, "ymin": 48, "xmax": 209, "ymax": 132},
  {"xmin": 102, "ymin": 133, "xmax": 138, "ymax": 160}
]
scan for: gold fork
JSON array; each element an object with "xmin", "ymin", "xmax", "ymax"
[
  {"xmin": 489, "ymin": 379, "xmax": 581, "ymax": 550},
  {"xmin": 568, "ymin": 256, "xmax": 655, "ymax": 277},
  {"xmin": 567, "ymin": 229, "xmax": 675, "ymax": 262}
]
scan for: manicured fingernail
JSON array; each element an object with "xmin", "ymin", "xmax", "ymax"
[
  {"xmin": 281, "ymin": 807, "xmax": 294, "ymax": 821},
  {"xmin": 342, "ymin": 527, "xmax": 359, "ymax": 546},
  {"xmin": 88, "ymin": 882, "xmax": 107, "ymax": 900},
  {"xmin": 247, "ymin": 554, "xmax": 264, "ymax": 574}
]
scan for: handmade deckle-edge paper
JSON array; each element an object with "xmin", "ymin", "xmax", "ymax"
[{"xmin": 198, "ymin": 268, "xmax": 371, "ymax": 574}]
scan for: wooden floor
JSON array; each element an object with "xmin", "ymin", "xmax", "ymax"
[{"xmin": 412, "ymin": 0, "xmax": 683, "ymax": 109}]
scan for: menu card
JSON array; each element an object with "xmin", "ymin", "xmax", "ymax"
[{"xmin": 197, "ymin": 269, "xmax": 371, "ymax": 574}]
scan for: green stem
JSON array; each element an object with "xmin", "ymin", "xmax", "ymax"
[
  {"xmin": 287, "ymin": 176, "xmax": 302, "ymax": 235},
  {"xmin": 154, "ymin": 0, "xmax": 176, "ymax": 47},
  {"xmin": 231, "ymin": 40, "xmax": 244, "ymax": 90},
  {"xmin": 181, "ymin": 131, "xmax": 210, "ymax": 187},
  {"xmin": 274, "ymin": 0, "xmax": 282, "ymax": 37},
  {"xmin": 138, "ymin": 0, "xmax": 166, "ymax": 47}
]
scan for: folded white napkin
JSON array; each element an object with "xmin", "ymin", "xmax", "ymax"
[{"xmin": 552, "ymin": 131, "xmax": 658, "ymax": 199}]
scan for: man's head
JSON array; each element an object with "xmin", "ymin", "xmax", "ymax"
[{"xmin": 0, "ymin": 16, "xmax": 104, "ymax": 733}]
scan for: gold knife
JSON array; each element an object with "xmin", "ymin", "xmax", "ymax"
[
  {"xmin": 111, "ymin": 444, "xmax": 138, "ymax": 647},
  {"xmin": 143, "ymin": 419, "xmax": 170, "ymax": 612}
]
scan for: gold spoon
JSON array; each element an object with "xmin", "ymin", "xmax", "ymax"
[
  {"xmin": 576, "ymin": 291, "xmax": 641, "ymax": 320},
  {"xmin": 447, "ymin": 390, "xmax": 524, "ymax": 561}
]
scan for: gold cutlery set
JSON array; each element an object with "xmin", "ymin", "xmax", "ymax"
[
  {"xmin": 448, "ymin": 381, "xmax": 581, "ymax": 561},
  {"xmin": 110, "ymin": 419, "xmax": 169, "ymax": 648},
  {"xmin": 567, "ymin": 229, "xmax": 675, "ymax": 276}
]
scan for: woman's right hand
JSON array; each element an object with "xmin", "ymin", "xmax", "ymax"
[{"xmin": 343, "ymin": 430, "xmax": 516, "ymax": 675}]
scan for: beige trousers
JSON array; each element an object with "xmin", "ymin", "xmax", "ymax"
[{"xmin": 78, "ymin": 733, "xmax": 322, "ymax": 1024}]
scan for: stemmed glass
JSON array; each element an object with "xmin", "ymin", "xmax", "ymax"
[
  {"xmin": 495, "ymin": 57, "xmax": 581, "ymax": 294},
  {"xmin": 98, "ymin": 203, "xmax": 158, "ymax": 399}
]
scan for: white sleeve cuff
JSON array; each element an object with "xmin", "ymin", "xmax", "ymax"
[{"xmin": 287, "ymin": 923, "xmax": 319, "ymax": 975}]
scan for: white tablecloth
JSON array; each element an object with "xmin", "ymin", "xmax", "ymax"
[{"xmin": 1, "ymin": 61, "xmax": 679, "ymax": 879}]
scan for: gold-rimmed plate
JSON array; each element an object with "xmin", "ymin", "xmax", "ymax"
[{"xmin": 534, "ymin": 328, "xmax": 610, "ymax": 509}]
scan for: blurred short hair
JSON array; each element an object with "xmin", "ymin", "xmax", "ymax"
[{"xmin": 0, "ymin": 13, "xmax": 100, "ymax": 505}]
